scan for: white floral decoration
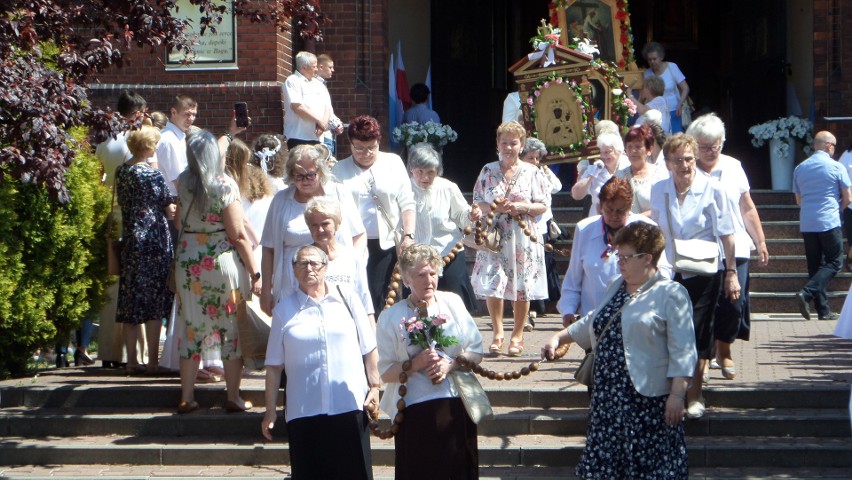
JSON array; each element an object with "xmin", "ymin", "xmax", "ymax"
[
  {"xmin": 392, "ymin": 121, "xmax": 459, "ymax": 148},
  {"xmin": 748, "ymin": 116, "xmax": 814, "ymax": 157}
]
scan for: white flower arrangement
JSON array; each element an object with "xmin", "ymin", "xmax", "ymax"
[
  {"xmin": 748, "ymin": 116, "xmax": 814, "ymax": 157},
  {"xmin": 392, "ymin": 121, "xmax": 459, "ymax": 149}
]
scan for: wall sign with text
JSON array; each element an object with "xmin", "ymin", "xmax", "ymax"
[{"xmin": 166, "ymin": 0, "xmax": 237, "ymax": 70}]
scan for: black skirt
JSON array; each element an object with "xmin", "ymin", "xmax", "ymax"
[
  {"xmin": 394, "ymin": 397, "xmax": 479, "ymax": 480},
  {"xmin": 286, "ymin": 410, "xmax": 373, "ymax": 480}
]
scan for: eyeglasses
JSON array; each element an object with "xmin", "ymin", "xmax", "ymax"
[
  {"xmin": 615, "ymin": 252, "xmax": 648, "ymax": 263},
  {"xmin": 667, "ymin": 156, "xmax": 696, "ymax": 165},
  {"xmin": 293, "ymin": 172, "xmax": 318, "ymax": 182},
  {"xmin": 352, "ymin": 144, "xmax": 379, "ymax": 154},
  {"xmin": 697, "ymin": 144, "xmax": 722, "ymax": 153},
  {"xmin": 293, "ymin": 260, "xmax": 326, "ymax": 269}
]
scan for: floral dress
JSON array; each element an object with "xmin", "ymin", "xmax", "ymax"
[
  {"xmin": 577, "ymin": 284, "xmax": 688, "ymax": 479},
  {"xmin": 471, "ymin": 161, "xmax": 549, "ymax": 301},
  {"xmin": 175, "ymin": 176, "xmax": 244, "ymax": 361},
  {"xmin": 115, "ymin": 162, "xmax": 173, "ymax": 325}
]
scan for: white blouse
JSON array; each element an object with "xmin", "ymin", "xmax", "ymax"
[
  {"xmin": 697, "ymin": 154, "xmax": 754, "ymax": 259},
  {"xmin": 266, "ymin": 284, "xmax": 376, "ymax": 423},
  {"xmin": 411, "ymin": 177, "xmax": 472, "ymax": 256},
  {"xmin": 649, "ymin": 173, "xmax": 735, "ymax": 273},
  {"xmin": 376, "ymin": 291, "xmax": 483, "ymax": 420}
]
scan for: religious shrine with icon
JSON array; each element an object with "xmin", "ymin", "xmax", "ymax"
[{"xmin": 510, "ymin": 0, "xmax": 644, "ymax": 164}]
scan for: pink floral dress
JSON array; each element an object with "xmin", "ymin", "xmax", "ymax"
[
  {"xmin": 175, "ymin": 176, "xmax": 244, "ymax": 361},
  {"xmin": 471, "ymin": 161, "xmax": 549, "ymax": 301}
]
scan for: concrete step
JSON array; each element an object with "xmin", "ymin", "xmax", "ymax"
[
  {"xmin": 761, "ymin": 221, "xmax": 805, "ymax": 239},
  {"xmin": 749, "ymin": 272, "xmax": 852, "ymax": 292},
  {"xmin": 3, "ymin": 406, "xmax": 848, "ymax": 439},
  {"xmin": 2, "ymin": 434, "xmax": 850, "ymax": 468},
  {"xmin": 754, "ymin": 205, "xmax": 799, "ymax": 221},
  {"xmin": 749, "ymin": 291, "xmax": 848, "ymax": 313}
]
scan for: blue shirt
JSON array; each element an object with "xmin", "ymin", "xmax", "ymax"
[
  {"xmin": 793, "ymin": 150, "xmax": 852, "ymax": 232},
  {"xmin": 402, "ymin": 103, "xmax": 440, "ymax": 124}
]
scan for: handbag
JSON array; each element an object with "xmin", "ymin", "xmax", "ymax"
[
  {"xmin": 451, "ymin": 370, "xmax": 494, "ymax": 424},
  {"xmin": 169, "ymin": 195, "xmax": 196, "ymax": 294},
  {"xmin": 236, "ymin": 296, "xmax": 272, "ymax": 368},
  {"xmin": 681, "ymin": 96, "xmax": 696, "ymax": 127},
  {"xmin": 665, "ymin": 193, "xmax": 719, "ymax": 277},
  {"xmin": 461, "ymin": 216, "xmax": 503, "ymax": 253}
]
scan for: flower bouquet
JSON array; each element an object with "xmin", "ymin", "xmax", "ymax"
[
  {"xmin": 400, "ymin": 302, "xmax": 459, "ymax": 351},
  {"xmin": 748, "ymin": 116, "xmax": 814, "ymax": 157},
  {"xmin": 392, "ymin": 121, "xmax": 459, "ymax": 149}
]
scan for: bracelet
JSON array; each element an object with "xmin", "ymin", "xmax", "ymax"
[
  {"xmin": 222, "ymin": 132, "xmax": 233, "ymax": 143},
  {"xmin": 725, "ymin": 268, "xmax": 737, "ymax": 274},
  {"xmin": 369, "ymin": 383, "xmax": 381, "ymax": 389}
]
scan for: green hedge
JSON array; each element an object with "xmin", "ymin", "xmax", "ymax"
[{"xmin": 0, "ymin": 128, "xmax": 112, "ymax": 378}]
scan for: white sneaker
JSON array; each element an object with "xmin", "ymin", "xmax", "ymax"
[
  {"xmin": 709, "ymin": 359, "xmax": 720, "ymax": 369},
  {"xmin": 686, "ymin": 398, "xmax": 706, "ymax": 419}
]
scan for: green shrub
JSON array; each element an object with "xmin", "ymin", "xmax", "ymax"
[{"xmin": 0, "ymin": 128, "xmax": 112, "ymax": 378}]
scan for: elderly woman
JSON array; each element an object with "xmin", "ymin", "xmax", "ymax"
[
  {"xmin": 558, "ymin": 177, "xmax": 670, "ymax": 327},
  {"xmin": 407, "ymin": 143, "xmax": 479, "ymax": 309},
  {"xmin": 650, "ymin": 133, "xmax": 739, "ymax": 419},
  {"xmin": 304, "ymin": 196, "xmax": 374, "ymax": 322},
  {"xmin": 377, "ymin": 244, "xmax": 484, "ymax": 479},
  {"xmin": 687, "ymin": 113, "xmax": 769, "ymax": 380},
  {"xmin": 174, "ymin": 130, "xmax": 261, "ymax": 414},
  {"xmin": 543, "ymin": 222, "xmax": 696, "ymax": 479},
  {"xmin": 333, "ymin": 115, "xmax": 416, "ymax": 314},
  {"xmin": 262, "ymin": 245, "xmax": 379, "ymax": 480},
  {"xmin": 520, "ymin": 137, "xmax": 562, "ymax": 323},
  {"xmin": 643, "ymin": 41, "xmax": 690, "ymax": 133},
  {"xmin": 259, "ymin": 143, "xmax": 365, "ymax": 315},
  {"xmin": 572, "ymin": 132, "xmax": 626, "ymax": 217},
  {"xmin": 617, "ymin": 124, "xmax": 669, "ymax": 216},
  {"xmin": 115, "ymin": 125, "xmax": 175, "ymax": 375},
  {"xmin": 472, "ymin": 121, "xmax": 550, "ymax": 356}
]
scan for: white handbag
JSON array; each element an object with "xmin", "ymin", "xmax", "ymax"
[{"xmin": 665, "ymin": 193, "xmax": 719, "ymax": 277}]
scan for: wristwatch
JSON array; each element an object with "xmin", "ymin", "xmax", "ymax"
[
  {"xmin": 403, "ymin": 233, "xmax": 415, "ymax": 240},
  {"xmin": 252, "ymin": 271, "xmax": 261, "ymax": 282}
]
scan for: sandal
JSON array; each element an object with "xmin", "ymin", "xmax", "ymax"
[
  {"xmin": 177, "ymin": 400, "xmax": 200, "ymax": 414},
  {"xmin": 489, "ymin": 338, "xmax": 505, "ymax": 355},
  {"xmin": 125, "ymin": 364, "xmax": 146, "ymax": 375},
  {"xmin": 720, "ymin": 361, "xmax": 737, "ymax": 380},
  {"xmin": 507, "ymin": 339, "xmax": 525, "ymax": 357}
]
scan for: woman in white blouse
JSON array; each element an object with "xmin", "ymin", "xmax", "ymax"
[
  {"xmin": 262, "ymin": 245, "xmax": 379, "ymax": 480},
  {"xmin": 407, "ymin": 143, "xmax": 479, "ymax": 309},
  {"xmin": 572, "ymin": 132, "xmax": 625, "ymax": 217},
  {"xmin": 649, "ymin": 133, "xmax": 740, "ymax": 420},
  {"xmin": 304, "ymin": 196, "xmax": 374, "ymax": 323},
  {"xmin": 558, "ymin": 177, "xmax": 669, "ymax": 327},
  {"xmin": 259, "ymin": 144, "xmax": 366, "ymax": 315},
  {"xmin": 377, "ymin": 244, "xmax": 484, "ymax": 479}
]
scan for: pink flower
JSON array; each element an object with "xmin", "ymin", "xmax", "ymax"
[
  {"xmin": 191, "ymin": 353, "xmax": 201, "ymax": 361},
  {"xmin": 225, "ymin": 300, "xmax": 237, "ymax": 315},
  {"xmin": 526, "ymin": 96, "xmax": 534, "ymax": 106},
  {"xmin": 200, "ymin": 256, "xmax": 215, "ymax": 271},
  {"xmin": 189, "ymin": 263, "xmax": 203, "ymax": 277},
  {"xmin": 543, "ymin": 81, "xmax": 550, "ymax": 89},
  {"xmin": 407, "ymin": 321, "xmax": 425, "ymax": 333},
  {"xmin": 534, "ymin": 90, "xmax": 541, "ymax": 97},
  {"xmin": 556, "ymin": 77, "xmax": 563, "ymax": 84},
  {"xmin": 207, "ymin": 213, "xmax": 220, "ymax": 222},
  {"xmin": 432, "ymin": 314, "xmax": 449, "ymax": 326},
  {"xmin": 207, "ymin": 304, "xmax": 218, "ymax": 317}
]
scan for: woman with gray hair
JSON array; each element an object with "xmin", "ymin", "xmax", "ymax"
[
  {"xmin": 259, "ymin": 143, "xmax": 366, "ymax": 315},
  {"xmin": 687, "ymin": 113, "xmax": 768, "ymax": 381},
  {"xmin": 642, "ymin": 41, "xmax": 690, "ymax": 133},
  {"xmin": 303, "ymin": 196, "xmax": 374, "ymax": 323},
  {"xmin": 407, "ymin": 143, "xmax": 481, "ymax": 309},
  {"xmin": 572, "ymin": 132, "xmax": 627, "ymax": 217},
  {"xmin": 174, "ymin": 129, "xmax": 261, "ymax": 414}
]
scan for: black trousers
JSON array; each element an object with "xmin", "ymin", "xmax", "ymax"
[
  {"xmin": 287, "ymin": 410, "xmax": 373, "ymax": 480},
  {"xmin": 367, "ymin": 239, "xmax": 397, "ymax": 314},
  {"xmin": 674, "ymin": 271, "xmax": 722, "ymax": 360}
]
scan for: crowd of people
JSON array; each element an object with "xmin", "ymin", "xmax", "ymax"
[{"xmin": 84, "ymin": 45, "xmax": 852, "ymax": 479}]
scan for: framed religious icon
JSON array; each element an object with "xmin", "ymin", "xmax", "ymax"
[{"xmin": 554, "ymin": 0, "xmax": 635, "ymax": 69}]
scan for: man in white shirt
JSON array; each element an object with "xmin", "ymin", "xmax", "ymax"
[
  {"xmin": 96, "ymin": 90, "xmax": 154, "ymax": 186},
  {"xmin": 283, "ymin": 51, "xmax": 333, "ymax": 150},
  {"xmin": 156, "ymin": 94, "xmax": 198, "ymax": 197},
  {"xmin": 316, "ymin": 53, "xmax": 344, "ymax": 155}
]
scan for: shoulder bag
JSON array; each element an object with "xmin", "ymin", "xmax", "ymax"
[
  {"xmin": 664, "ymin": 192, "xmax": 719, "ymax": 277},
  {"xmin": 168, "ymin": 195, "xmax": 195, "ymax": 293},
  {"xmin": 451, "ymin": 369, "xmax": 494, "ymax": 424},
  {"xmin": 105, "ymin": 171, "xmax": 124, "ymax": 276}
]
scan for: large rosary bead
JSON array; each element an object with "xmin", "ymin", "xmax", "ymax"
[
  {"xmin": 463, "ymin": 226, "xmax": 472, "ymax": 235},
  {"xmin": 495, "ymin": 372, "xmax": 504, "ymax": 381},
  {"xmin": 393, "ymin": 272, "xmax": 402, "ymax": 281},
  {"xmin": 397, "ymin": 399, "xmax": 406, "ymax": 411},
  {"xmin": 390, "ymin": 281, "xmax": 400, "ymax": 290},
  {"xmin": 518, "ymin": 220, "xmax": 526, "ymax": 229},
  {"xmin": 521, "ymin": 366, "xmax": 531, "ymax": 376},
  {"xmin": 529, "ymin": 363, "xmax": 540, "ymax": 372},
  {"xmin": 394, "ymin": 412, "xmax": 404, "ymax": 424},
  {"xmin": 399, "ymin": 372, "xmax": 408, "ymax": 383},
  {"xmin": 388, "ymin": 290, "xmax": 397, "ymax": 299},
  {"xmin": 390, "ymin": 424, "xmax": 400, "ymax": 434},
  {"xmin": 386, "ymin": 298, "xmax": 395, "ymax": 306}
]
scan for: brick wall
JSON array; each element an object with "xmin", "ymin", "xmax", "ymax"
[
  {"xmin": 90, "ymin": 2, "xmax": 392, "ymax": 154},
  {"xmin": 813, "ymin": 0, "xmax": 852, "ymax": 148}
]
